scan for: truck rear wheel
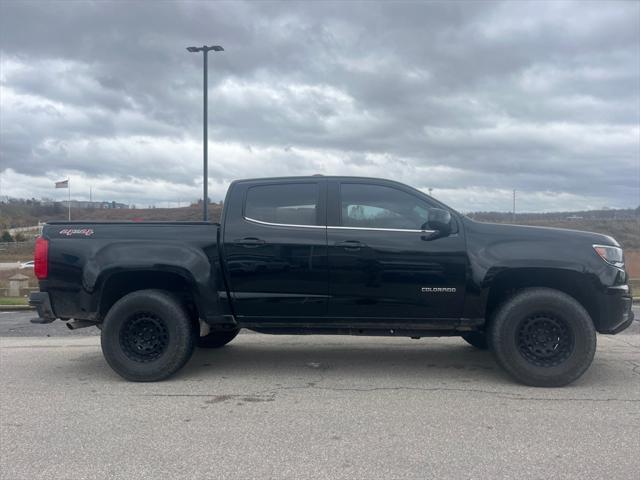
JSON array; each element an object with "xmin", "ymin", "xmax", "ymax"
[
  {"xmin": 198, "ymin": 329, "xmax": 240, "ymax": 348},
  {"xmin": 489, "ymin": 288, "xmax": 596, "ymax": 387},
  {"xmin": 100, "ymin": 290, "xmax": 196, "ymax": 382}
]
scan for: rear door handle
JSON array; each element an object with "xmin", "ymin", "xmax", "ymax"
[
  {"xmin": 335, "ymin": 240, "xmax": 365, "ymax": 251},
  {"xmin": 235, "ymin": 237, "xmax": 266, "ymax": 248}
]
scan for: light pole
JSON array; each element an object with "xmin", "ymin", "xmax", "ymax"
[{"xmin": 187, "ymin": 45, "xmax": 224, "ymax": 221}]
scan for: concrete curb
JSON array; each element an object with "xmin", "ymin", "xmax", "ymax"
[{"xmin": 0, "ymin": 305, "xmax": 33, "ymax": 311}]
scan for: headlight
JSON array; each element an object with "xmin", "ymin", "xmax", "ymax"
[{"xmin": 593, "ymin": 244, "xmax": 624, "ymax": 267}]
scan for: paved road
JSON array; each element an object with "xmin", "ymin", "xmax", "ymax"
[
  {"xmin": 1, "ymin": 309, "xmax": 639, "ymax": 480},
  {"xmin": 0, "ymin": 310, "xmax": 101, "ymax": 337}
]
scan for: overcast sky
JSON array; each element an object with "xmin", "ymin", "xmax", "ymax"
[{"xmin": 1, "ymin": 0, "xmax": 639, "ymax": 212}]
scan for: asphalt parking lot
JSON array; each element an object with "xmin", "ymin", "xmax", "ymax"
[{"xmin": 1, "ymin": 308, "xmax": 639, "ymax": 480}]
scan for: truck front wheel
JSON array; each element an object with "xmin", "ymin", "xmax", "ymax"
[
  {"xmin": 100, "ymin": 290, "xmax": 196, "ymax": 382},
  {"xmin": 489, "ymin": 288, "xmax": 596, "ymax": 387}
]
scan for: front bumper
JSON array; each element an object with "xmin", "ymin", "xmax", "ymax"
[
  {"xmin": 595, "ymin": 285, "xmax": 634, "ymax": 334},
  {"xmin": 29, "ymin": 292, "xmax": 57, "ymax": 324}
]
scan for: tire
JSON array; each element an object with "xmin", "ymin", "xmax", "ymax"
[
  {"xmin": 461, "ymin": 332, "xmax": 489, "ymax": 350},
  {"xmin": 198, "ymin": 329, "xmax": 240, "ymax": 348},
  {"xmin": 100, "ymin": 289, "xmax": 196, "ymax": 382},
  {"xmin": 489, "ymin": 287, "xmax": 596, "ymax": 387}
]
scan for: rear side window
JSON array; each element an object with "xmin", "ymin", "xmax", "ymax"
[{"xmin": 245, "ymin": 183, "xmax": 319, "ymax": 226}]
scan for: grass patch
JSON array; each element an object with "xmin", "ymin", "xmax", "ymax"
[{"xmin": 0, "ymin": 297, "xmax": 28, "ymax": 306}]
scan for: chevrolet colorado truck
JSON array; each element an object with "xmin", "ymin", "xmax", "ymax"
[{"xmin": 29, "ymin": 176, "xmax": 634, "ymax": 386}]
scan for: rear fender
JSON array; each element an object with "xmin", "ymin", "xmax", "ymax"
[{"xmin": 85, "ymin": 242, "xmax": 227, "ymax": 324}]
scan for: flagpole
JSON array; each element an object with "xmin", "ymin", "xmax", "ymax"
[{"xmin": 68, "ymin": 178, "xmax": 71, "ymax": 221}]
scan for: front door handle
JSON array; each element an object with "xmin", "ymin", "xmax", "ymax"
[
  {"xmin": 335, "ymin": 240, "xmax": 365, "ymax": 251},
  {"xmin": 235, "ymin": 237, "xmax": 266, "ymax": 248}
]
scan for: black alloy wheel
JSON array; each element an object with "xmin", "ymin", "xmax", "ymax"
[
  {"xmin": 516, "ymin": 314, "xmax": 574, "ymax": 368},
  {"xmin": 119, "ymin": 312, "xmax": 170, "ymax": 363}
]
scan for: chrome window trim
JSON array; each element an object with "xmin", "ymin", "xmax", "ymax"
[
  {"xmin": 244, "ymin": 216, "xmax": 325, "ymax": 229},
  {"xmin": 243, "ymin": 216, "xmax": 435, "ymax": 233},
  {"xmin": 328, "ymin": 225, "xmax": 436, "ymax": 233}
]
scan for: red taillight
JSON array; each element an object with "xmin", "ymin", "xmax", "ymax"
[{"xmin": 34, "ymin": 237, "xmax": 49, "ymax": 280}]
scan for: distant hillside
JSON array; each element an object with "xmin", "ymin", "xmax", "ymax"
[
  {"xmin": 467, "ymin": 208, "xmax": 638, "ymax": 222},
  {"xmin": 1, "ymin": 200, "xmax": 638, "ymax": 276},
  {"xmin": 469, "ymin": 209, "xmax": 639, "ymax": 249},
  {"xmin": 1, "ymin": 201, "xmax": 638, "ymax": 248},
  {"xmin": 0, "ymin": 201, "xmax": 224, "ymax": 228}
]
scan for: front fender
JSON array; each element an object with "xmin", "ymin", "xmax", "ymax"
[{"xmin": 461, "ymin": 218, "xmax": 612, "ymax": 320}]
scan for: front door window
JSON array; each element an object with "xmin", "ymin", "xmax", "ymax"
[{"xmin": 340, "ymin": 183, "xmax": 430, "ymax": 230}]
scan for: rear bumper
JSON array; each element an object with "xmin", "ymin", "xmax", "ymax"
[
  {"xmin": 29, "ymin": 292, "xmax": 57, "ymax": 324},
  {"xmin": 595, "ymin": 285, "xmax": 634, "ymax": 334}
]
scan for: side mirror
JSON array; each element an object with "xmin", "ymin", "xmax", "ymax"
[{"xmin": 422, "ymin": 208, "xmax": 452, "ymax": 237}]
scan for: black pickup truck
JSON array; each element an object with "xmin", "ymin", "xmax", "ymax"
[{"xmin": 30, "ymin": 176, "xmax": 633, "ymax": 386}]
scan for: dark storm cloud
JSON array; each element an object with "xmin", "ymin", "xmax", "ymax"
[{"xmin": 0, "ymin": 0, "xmax": 638, "ymax": 210}]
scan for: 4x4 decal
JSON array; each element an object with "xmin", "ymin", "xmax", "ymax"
[{"xmin": 59, "ymin": 228, "xmax": 94, "ymax": 237}]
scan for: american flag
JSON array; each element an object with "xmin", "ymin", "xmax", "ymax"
[{"xmin": 55, "ymin": 179, "xmax": 68, "ymax": 189}]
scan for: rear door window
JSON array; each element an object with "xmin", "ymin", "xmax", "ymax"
[{"xmin": 245, "ymin": 183, "xmax": 320, "ymax": 226}]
